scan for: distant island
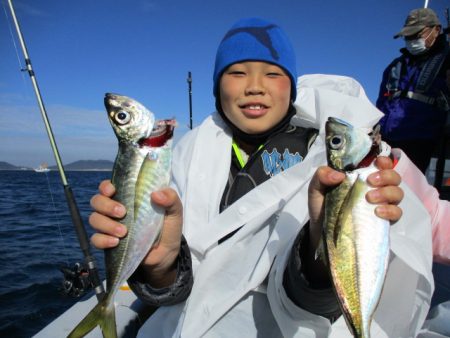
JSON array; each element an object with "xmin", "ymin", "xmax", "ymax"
[
  {"xmin": 0, "ymin": 161, "xmax": 22, "ymax": 170},
  {"xmin": 0, "ymin": 160, "xmax": 114, "ymax": 171}
]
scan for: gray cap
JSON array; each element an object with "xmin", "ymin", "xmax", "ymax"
[{"xmin": 394, "ymin": 8, "xmax": 441, "ymax": 39}]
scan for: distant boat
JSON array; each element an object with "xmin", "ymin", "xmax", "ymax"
[{"xmin": 34, "ymin": 163, "xmax": 50, "ymax": 173}]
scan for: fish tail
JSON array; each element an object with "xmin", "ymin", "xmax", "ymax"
[
  {"xmin": 351, "ymin": 319, "xmax": 370, "ymax": 338},
  {"xmin": 361, "ymin": 322, "xmax": 371, "ymax": 338},
  {"xmin": 67, "ymin": 297, "xmax": 117, "ymax": 338},
  {"xmin": 355, "ymin": 331, "xmax": 370, "ymax": 338}
]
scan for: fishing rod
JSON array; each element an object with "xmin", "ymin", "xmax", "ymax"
[
  {"xmin": 6, "ymin": 0, "xmax": 105, "ymax": 300},
  {"xmin": 187, "ymin": 71, "xmax": 193, "ymax": 129}
]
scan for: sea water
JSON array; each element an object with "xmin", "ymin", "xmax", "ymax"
[
  {"xmin": 0, "ymin": 170, "xmax": 110, "ymax": 337},
  {"xmin": 1, "ymin": 169, "xmax": 449, "ymax": 337}
]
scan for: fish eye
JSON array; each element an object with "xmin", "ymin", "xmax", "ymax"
[
  {"xmin": 329, "ymin": 135, "xmax": 344, "ymax": 149},
  {"xmin": 114, "ymin": 110, "xmax": 131, "ymax": 125}
]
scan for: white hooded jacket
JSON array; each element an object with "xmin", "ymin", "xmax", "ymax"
[{"xmin": 137, "ymin": 74, "xmax": 434, "ymax": 338}]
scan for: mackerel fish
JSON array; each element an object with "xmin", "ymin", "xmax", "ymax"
[
  {"xmin": 68, "ymin": 93, "xmax": 175, "ymax": 338},
  {"xmin": 323, "ymin": 117, "xmax": 389, "ymax": 338}
]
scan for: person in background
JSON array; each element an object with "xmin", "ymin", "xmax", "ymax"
[
  {"xmin": 376, "ymin": 8, "xmax": 450, "ymax": 174},
  {"xmin": 377, "ymin": 9, "xmax": 450, "ymax": 335},
  {"xmin": 90, "ymin": 17, "xmax": 434, "ymax": 337}
]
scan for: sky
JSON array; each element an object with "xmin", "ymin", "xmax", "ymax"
[{"xmin": 0, "ymin": 0, "xmax": 448, "ymax": 168}]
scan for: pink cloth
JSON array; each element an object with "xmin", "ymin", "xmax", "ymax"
[{"xmin": 392, "ymin": 148, "xmax": 450, "ymax": 265}]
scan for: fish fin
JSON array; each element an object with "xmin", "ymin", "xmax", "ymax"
[
  {"xmin": 314, "ymin": 237, "xmax": 323, "ymax": 261},
  {"xmin": 134, "ymin": 152, "xmax": 157, "ymax": 220},
  {"xmin": 333, "ymin": 190, "xmax": 352, "ymax": 246},
  {"xmin": 333, "ymin": 174, "xmax": 364, "ymax": 246},
  {"xmin": 67, "ymin": 298, "xmax": 117, "ymax": 338},
  {"xmin": 371, "ymin": 124, "xmax": 381, "ymax": 143}
]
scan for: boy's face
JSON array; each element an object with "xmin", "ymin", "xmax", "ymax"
[{"xmin": 219, "ymin": 61, "xmax": 291, "ymax": 135}]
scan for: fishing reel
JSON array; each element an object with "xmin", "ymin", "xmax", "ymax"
[{"xmin": 60, "ymin": 262, "xmax": 93, "ymax": 298}]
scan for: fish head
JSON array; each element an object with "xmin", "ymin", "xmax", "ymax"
[
  {"xmin": 325, "ymin": 117, "xmax": 373, "ymax": 171},
  {"xmin": 104, "ymin": 93, "xmax": 155, "ymax": 143}
]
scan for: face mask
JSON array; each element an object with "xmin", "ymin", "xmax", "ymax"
[
  {"xmin": 405, "ymin": 38, "xmax": 427, "ymax": 55},
  {"xmin": 405, "ymin": 30, "xmax": 433, "ymax": 55}
]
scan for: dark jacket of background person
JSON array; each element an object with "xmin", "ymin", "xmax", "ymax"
[{"xmin": 376, "ymin": 8, "xmax": 450, "ymax": 173}]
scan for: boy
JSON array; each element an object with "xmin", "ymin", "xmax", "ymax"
[{"xmin": 90, "ymin": 18, "xmax": 432, "ymax": 337}]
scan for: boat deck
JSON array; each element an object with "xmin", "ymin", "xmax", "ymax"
[{"xmin": 34, "ymin": 283, "xmax": 154, "ymax": 337}]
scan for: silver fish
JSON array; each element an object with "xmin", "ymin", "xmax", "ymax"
[
  {"xmin": 68, "ymin": 93, "xmax": 175, "ymax": 338},
  {"xmin": 323, "ymin": 117, "xmax": 389, "ymax": 338}
]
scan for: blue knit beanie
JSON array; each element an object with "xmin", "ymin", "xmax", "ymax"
[{"xmin": 213, "ymin": 17, "xmax": 297, "ymax": 100}]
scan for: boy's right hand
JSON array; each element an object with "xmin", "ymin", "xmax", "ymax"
[
  {"xmin": 89, "ymin": 180, "xmax": 183, "ymax": 287},
  {"xmin": 89, "ymin": 180, "xmax": 128, "ymax": 248}
]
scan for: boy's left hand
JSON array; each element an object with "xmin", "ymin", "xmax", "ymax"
[
  {"xmin": 366, "ymin": 156, "xmax": 403, "ymax": 220},
  {"xmin": 308, "ymin": 156, "xmax": 404, "ymax": 250}
]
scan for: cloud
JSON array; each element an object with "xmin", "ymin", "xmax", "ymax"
[
  {"xmin": 139, "ymin": 0, "xmax": 158, "ymax": 13},
  {"xmin": 45, "ymin": 104, "xmax": 113, "ymax": 136},
  {"xmin": 0, "ymin": 101, "xmax": 116, "ymax": 166},
  {"xmin": 12, "ymin": 2, "xmax": 49, "ymax": 18},
  {"xmin": 0, "ymin": 99, "xmax": 191, "ymax": 167}
]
